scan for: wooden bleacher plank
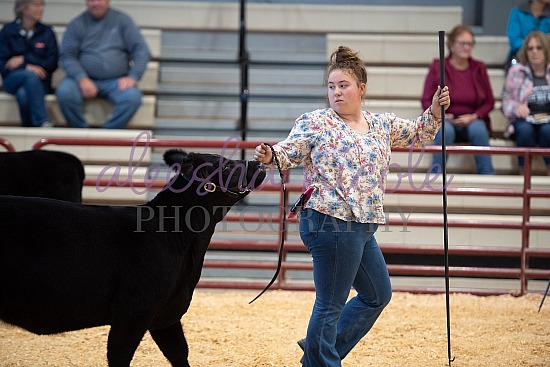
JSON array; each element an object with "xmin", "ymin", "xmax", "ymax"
[
  {"xmin": 48, "ymin": 94, "xmax": 156, "ymax": 129},
  {"xmin": 377, "ymin": 212, "xmax": 544, "ymax": 247},
  {"xmin": 159, "ymin": 63, "xmax": 505, "ymax": 102},
  {"xmin": 161, "ymin": 30, "xmax": 327, "ymax": 63},
  {"xmin": 83, "ymin": 165, "xmax": 152, "ymax": 205},
  {"xmin": 389, "ymin": 136, "xmax": 550, "ymax": 175},
  {"xmin": 0, "ymin": 24, "xmax": 161, "ymax": 59},
  {"xmin": 0, "ymin": 61, "xmax": 159, "ymax": 93},
  {"xmin": 366, "ymin": 66, "xmax": 505, "ymax": 100},
  {"xmin": 0, "ymin": 126, "xmax": 152, "ymax": 161},
  {"xmin": 51, "ymin": 62, "xmax": 159, "ymax": 94},
  {"xmin": 156, "ymin": 98, "xmax": 322, "ymax": 133},
  {"xmin": 363, "ymin": 99, "xmax": 508, "ymax": 136},
  {"xmin": 327, "ymin": 33, "xmax": 509, "ymax": 67},
  {"xmin": 383, "ymin": 173, "xmax": 550, "ymax": 214},
  {"xmin": 0, "ymin": 94, "xmax": 156, "ymax": 129},
  {"xmin": 1, "ymin": 1, "xmax": 461, "ymax": 35},
  {"xmin": 159, "ymin": 63, "xmax": 325, "ymax": 97},
  {"xmin": 50, "ymin": 26, "xmax": 161, "ymax": 60},
  {"xmin": 155, "ymin": 98, "xmax": 507, "ymax": 143}
]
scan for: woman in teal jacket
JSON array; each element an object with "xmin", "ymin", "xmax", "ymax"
[{"xmin": 506, "ymin": 0, "xmax": 550, "ymax": 71}]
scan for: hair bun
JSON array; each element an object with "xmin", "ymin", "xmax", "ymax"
[
  {"xmin": 332, "ymin": 46, "xmax": 360, "ymax": 68},
  {"xmin": 325, "ymin": 45, "xmax": 368, "ymax": 86}
]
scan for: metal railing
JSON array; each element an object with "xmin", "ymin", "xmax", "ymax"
[
  {"xmin": 31, "ymin": 136, "xmax": 550, "ymax": 296},
  {"xmin": 0, "ymin": 136, "xmax": 16, "ymax": 152}
]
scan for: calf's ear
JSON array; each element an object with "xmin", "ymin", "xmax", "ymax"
[{"xmin": 164, "ymin": 149, "xmax": 192, "ymax": 172}]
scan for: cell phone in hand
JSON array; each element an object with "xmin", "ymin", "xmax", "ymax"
[{"xmin": 288, "ymin": 186, "xmax": 315, "ymax": 219}]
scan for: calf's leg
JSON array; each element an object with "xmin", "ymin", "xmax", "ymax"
[
  {"xmin": 107, "ymin": 322, "xmax": 149, "ymax": 367},
  {"xmin": 150, "ymin": 322, "xmax": 190, "ymax": 367}
]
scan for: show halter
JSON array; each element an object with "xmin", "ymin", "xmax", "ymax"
[{"xmin": 249, "ymin": 143, "xmax": 287, "ymax": 304}]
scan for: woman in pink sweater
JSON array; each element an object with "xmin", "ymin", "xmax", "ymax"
[{"xmin": 502, "ymin": 31, "xmax": 550, "ymax": 175}]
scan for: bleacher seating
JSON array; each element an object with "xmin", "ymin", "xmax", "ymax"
[
  {"xmin": 0, "ymin": 1, "xmax": 541, "ymax": 184},
  {"xmin": 0, "ymin": 20, "xmax": 159, "ymax": 203},
  {"xmin": 0, "ymin": 1, "xmax": 548, "ymax": 293},
  {"xmin": 0, "ymin": 93, "xmax": 158, "ymax": 129},
  {"xmin": 0, "ymin": 2, "xmax": 535, "ymax": 190},
  {"xmin": 1, "ymin": 2, "xmax": 462, "ymax": 34}
]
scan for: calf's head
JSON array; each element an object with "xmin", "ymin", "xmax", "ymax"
[{"xmin": 163, "ymin": 149, "xmax": 266, "ymax": 205}]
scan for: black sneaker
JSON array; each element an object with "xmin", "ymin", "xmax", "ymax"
[
  {"xmin": 297, "ymin": 338, "xmax": 305, "ymax": 364},
  {"xmin": 297, "ymin": 338, "xmax": 305, "ymax": 351}
]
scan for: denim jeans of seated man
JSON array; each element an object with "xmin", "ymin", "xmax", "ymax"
[
  {"xmin": 55, "ymin": 77, "xmax": 142, "ymax": 129},
  {"xmin": 3, "ymin": 69, "xmax": 49, "ymax": 127},
  {"xmin": 299, "ymin": 209, "xmax": 392, "ymax": 367},
  {"xmin": 430, "ymin": 118, "xmax": 495, "ymax": 175}
]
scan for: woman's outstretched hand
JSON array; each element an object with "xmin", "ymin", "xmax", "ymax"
[{"xmin": 254, "ymin": 143, "xmax": 273, "ymax": 164}]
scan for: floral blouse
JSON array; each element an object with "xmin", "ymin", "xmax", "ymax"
[{"xmin": 271, "ymin": 107, "xmax": 441, "ymax": 223}]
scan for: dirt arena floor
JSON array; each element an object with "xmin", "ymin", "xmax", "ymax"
[{"xmin": 0, "ymin": 290, "xmax": 548, "ymax": 367}]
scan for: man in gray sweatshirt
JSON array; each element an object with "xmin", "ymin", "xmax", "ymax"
[{"xmin": 56, "ymin": 0, "xmax": 150, "ymax": 129}]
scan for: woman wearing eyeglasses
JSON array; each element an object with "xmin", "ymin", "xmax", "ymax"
[
  {"xmin": 505, "ymin": 0, "xmax": 550, "ymax": 72},
  {"xmin": 0, "ymin": 0, "xmax": 58, "ymax": 127},
  {"xmin": 502, "ymin": 31, "xmax": 550, "ymax": 175},
  {"xmin": 421, "ymin": 24, "xmax": 496, "ymax": 175}
]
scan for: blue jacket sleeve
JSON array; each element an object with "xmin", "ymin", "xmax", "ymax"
[{"xmin": 507, "ymin": 8, "xmax": 527, "ymax": 55}]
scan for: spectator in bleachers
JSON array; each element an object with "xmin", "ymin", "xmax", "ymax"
[
  {"xmin": 502, "ymin": 31, "xmax": 550, "ymax": 176},
  {"xmin": 421, "ymin": 24, "xmax": 496, "ymax": 175},
  {"xmin": 505, "ymin": 0, "xmax": 550, "ymax": 73},
  {"xmin": 0, "ymin": 0, "xmax": 58, "ymax": 128},
  {"xmin": 55, "ymin": 0, "xmax": 150, "ymax": 129},
  {"xmin": 254, "ymin": 45, "xmax": 450, "ymax": 367}
]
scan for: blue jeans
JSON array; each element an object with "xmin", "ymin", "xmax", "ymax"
[
  {"xmin": 512, "ymin": 119, "xmax": 550, "ymax": 168},
  {"xmin": 3, "ymin": 69, "xmax": 49, "ymax": 127},
  {"xmin": 299, "ymin": 209, "xmax": 392, "ymax": 367},
  {"xmin": 55, "ymin": 77, "xmax": 142, "ymax": 129},
  {"xmin": 430, "ymin": 118, "xmax": 495, "ymax": 174}
]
